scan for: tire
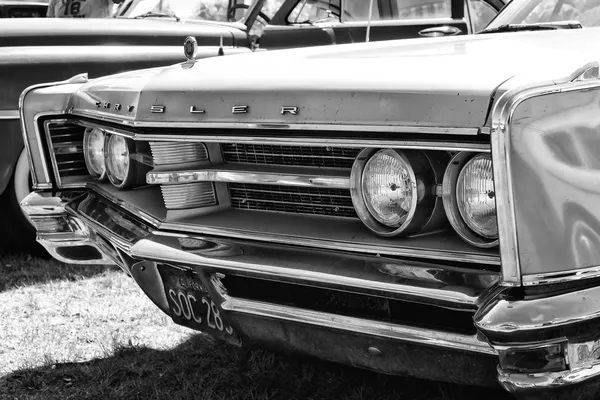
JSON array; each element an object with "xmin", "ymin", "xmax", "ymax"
[{"xmin": 0, "ymin": 149, "xmax": 48, "ymax": 257}]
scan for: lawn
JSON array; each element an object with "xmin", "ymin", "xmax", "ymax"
[{"xmin": 0, "ymin": 252, "xmax": 514, "ymax": 400}]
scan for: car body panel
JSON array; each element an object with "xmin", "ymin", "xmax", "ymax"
[
  {"xmin": 509, "ymin": 85, "xmax": 600, "ymax": 277},
  {"xmin": 68, "ymin": 30, "xmax": 599, "ymax": 128}
]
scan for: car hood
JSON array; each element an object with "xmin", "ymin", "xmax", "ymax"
[
  {"xmin": 0, "ymin": 18, "xmax": 245, "ymax": 47},
  {"xmin": 69, "ymin": 29, "xmax": 600, "ymax": 129}
]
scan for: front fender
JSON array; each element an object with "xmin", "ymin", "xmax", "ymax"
[{"xmin": 503, "ymin": 77, "xmax": 600, "ymax": 282}]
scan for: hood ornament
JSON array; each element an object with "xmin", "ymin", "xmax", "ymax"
[{"xmin": 184, "ymin": 36, "xmax": 198, "ymax": 62}]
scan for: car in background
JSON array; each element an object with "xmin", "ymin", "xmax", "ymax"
[
  {"xmin": 0, "ymin": 0, "xmax": 47, "ymax": 18},
  {"xmin": 0, "ymin": 0, "xmax": 506, "ymax": 253},
  {"xmin": 18, "ymin": 0, "xmax": 600, "ymax": 398}
]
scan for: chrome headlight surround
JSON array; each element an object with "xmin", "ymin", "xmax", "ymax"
[
  {"xmin": 350, "ymin": 148, "xmax": 442, "ymax": 237},
  {"xmin": 103, "ymin": 133, "xmax": 150, "ymax": 190},
  {"xmin": 442, "ymin": 152, "xmax": 499, "ymax": 248},
  {"xmin": 83, "ymin": 127, "xmax": 107, "ymax": 181}
]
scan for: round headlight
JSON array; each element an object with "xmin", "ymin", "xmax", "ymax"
[
  {"xmin": 83, "ymin": 128, "xmax": 106, "ymax": 180},
  {"xmin": 456, "ymin": 153, "xmax": 498, "ymax": 239},
  {"xmin": 350, "ymin": 148, "xmax": 444, "ymax": 237},
  {"xmin": 361, "ymin": 149, "xmax": 417, "ymax": 227},
  {"xmin": 105, "ymin": 134, "xmax": 131, "ymax": 188}
]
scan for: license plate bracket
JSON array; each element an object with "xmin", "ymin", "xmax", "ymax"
[{"xmin": 159, "ymin": 265, "xmax": 241, "ymax": 346}]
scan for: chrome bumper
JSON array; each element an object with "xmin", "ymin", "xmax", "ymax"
[{"xmin": 21, "ymin": 190, "xmax": 600, "ymax": 396}]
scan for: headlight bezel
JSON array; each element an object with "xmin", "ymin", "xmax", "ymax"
[
  {"xmin": 83, "ymin": 127, "xmax": 107, "ymax": 181},
  {"xmin": 457, "ymin": 153, "xmax": 498, "ymax": 239},
  {"xmin": 350, "ymin": 148, "xmax": 443, "ymax": 237},
  {"xmin": 442, "ymin": 152, "xmax": 499, "ymax": 248},
  {"xmin": 103, "ymin": 133, "xmax": 149, "ymax": 190}
]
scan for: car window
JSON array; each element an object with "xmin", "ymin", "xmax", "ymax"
[
  {"xmin": 487, "ymin": 0, "xmax": 600, "ymax": 29},
  {"xmin": 395, "ymin": 0, "xmax": 452, "ymax": 19},
  {"xmin": 120, "ymin": 0, "xmax": 255, "ymax": 21},
  {"xmin": 261, "ymin": 0, "xmax": 287, "ymax": 19},
  {"xmin": 468, "ymin": 0, "xmax": 497, "ymax": 31},
  {"xmin": 287, "ymin": 0, "xmax": 341, "ymax": 23},
  {"xmin": 344, "ymin": 0, "xmax": 451, "ymax": 22},
  {"xmin": 288, "ymin": 0, "xmax": 452, "ymax": 23}
]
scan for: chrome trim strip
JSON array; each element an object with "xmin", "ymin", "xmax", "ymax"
[
  {"xmin": 91, "ymin": 184, "xmax": 163, "ymax": 228},
  {"xmin": 222, "ymin": 297, "xmax": 496, "ymax": 355},
  {"xmin": 522, "ymin": 265, "xmax": 600, "ymax": 286},
  {"xmin": 137, "ymin": 135, "xmax": 490, "ymax": 153},
  {"xmin": 475, "ymin": 278, "xmax": 600, "ymax": 334},
  {"xmin": 155, "ymin": 227, "xmax": 501, "ymax": 265},
  {"xmin": 147, "ymin": 169, "xmax": 350, "ymax": 189},
  {"xmin": 0, "ymin": 110, "xmax": 19, "ymax": 120},
  {"xmin": 69, "ymin": 110, "xmax": 481, "ymax": 136},
  {"xmin": 131, "ymin": 237, "xmax": 495, "ymax": 307},
  {"xmin": 20, "ymin": 73, "xmax": 88, "ymax": 189},
  {"xmin": 498, "ymin": 364, "xmax": 600, "ymax": 393},
  {"xmin": 73, "ymin": 119, "xmax": 137, "ymax": 139},
  {"xmin": 490, "ymin": 91, "xmax": 522, "ymax": 286}
]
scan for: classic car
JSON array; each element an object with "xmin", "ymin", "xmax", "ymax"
[
  {"xmin": 0, "ymin": 0, "xmax": 506, "ymax": 253},
  {"xmin": 0, "ymin": 0, "xmax": 47, "ymax": 18},
  {"xmin": 0, "ymin": 0, "xmax": 504, "ymax": 254},
  {"xmin": 23, "ymin": 12, "xmax": 600, "ymax": 397},
  {"xmin": 21, "ymin": 0, "xmax": 600, "ymax": 398}
]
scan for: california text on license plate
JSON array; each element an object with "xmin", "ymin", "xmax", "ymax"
[{"xmin": 159, "ymin": 265, "xmax": 241, "ymax": 346}]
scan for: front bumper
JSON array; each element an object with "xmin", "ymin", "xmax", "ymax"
[{"xmin": 21, "ymin": 190, "xmax": 600, "ymax": 396}]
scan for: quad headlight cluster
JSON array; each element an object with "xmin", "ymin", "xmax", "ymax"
[
  {"xmin": 83, "ymin": 127, "xmax": 150, "ymax": 189},
  {"xmin": 351, "ymin": 149, "xmax": 498, "ymax": 247}
]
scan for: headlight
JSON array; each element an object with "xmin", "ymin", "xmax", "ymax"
[
  {"xmin": 105, "ymin": 134, "xmax": 131, "ymax": 187},
  {"xmin": 83, "ymin": 128, "xmax": 106, "ymax": 180},
  {"xmin": 456, "ymin": 153, "xmax": 497, "ymax": 239},
  {"xmin": 442, "ymin": 152, "xmax": 498, "ymax": 248},
  {"xmin": 361, "ymin": 149, "xmax": 417, "ymax": 227},
  {"xmin": 351, "ymin": 148, "xmax": 445, "ymax": 237}
]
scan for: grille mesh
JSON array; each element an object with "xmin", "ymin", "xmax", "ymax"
[
  {"xmin": 47, "ymin": 123, "xmax": 86, "ymax": 177},
  {"xmin": 229, "ymin": 183, "xmax": 357, "ymax": 218},
  {"xmin": 222, "ymin": 143, "xmax": 361, "ymax": 169}
]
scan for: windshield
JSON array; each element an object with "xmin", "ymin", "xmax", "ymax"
[
  {"xmin": 486, "ymin": 0, "xmax": 600, "ymax": 29},
  {"xmin": 117, "ymin": 0, "xmax": 261, "ymax": 22}
]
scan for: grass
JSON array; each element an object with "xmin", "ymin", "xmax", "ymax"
[{"xmin": 0, "ymin": 252, "xmax": 514, "ymax": 400}]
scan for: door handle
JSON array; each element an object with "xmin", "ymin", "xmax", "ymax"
[{"xmin": 418, "ymin": 25, "xmax": 463, "ymax": 37}]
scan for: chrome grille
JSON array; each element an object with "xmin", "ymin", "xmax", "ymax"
[
  {"xmin": 47, "ymin": 122, "xmax": 86, "ymax": 177},
  {"xmin": 229, "ymin": 183, "xmax": 357, "ymax": 218},
  {"xmin": 149, "ymin": 142, "xmax": 208, "ymax": 165},
  {"xmin": 161, "ymin": 183, "xmax": 217, "ymax": 210},
  {"xmin": 222, "ymin": 143, "xmax": 361, "ymax": 169}
]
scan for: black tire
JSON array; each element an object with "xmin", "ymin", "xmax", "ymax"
[{"xmin": 0, "ymin": 156, "xmax": 48, "ymax": 258}]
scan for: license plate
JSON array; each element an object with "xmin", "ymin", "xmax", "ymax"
[{"xmin": 159, "ymin": 265, "xmax": 241, "ymax": 346}]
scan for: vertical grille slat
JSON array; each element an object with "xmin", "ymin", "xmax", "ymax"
[{"xmin": 46, "ymin": 122, "xmax": 87, "ymax": 178}]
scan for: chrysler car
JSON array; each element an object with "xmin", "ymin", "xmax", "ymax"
[{"xmin": 21, "ymin": 0, "xmax": 600, "ymax": 398}]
